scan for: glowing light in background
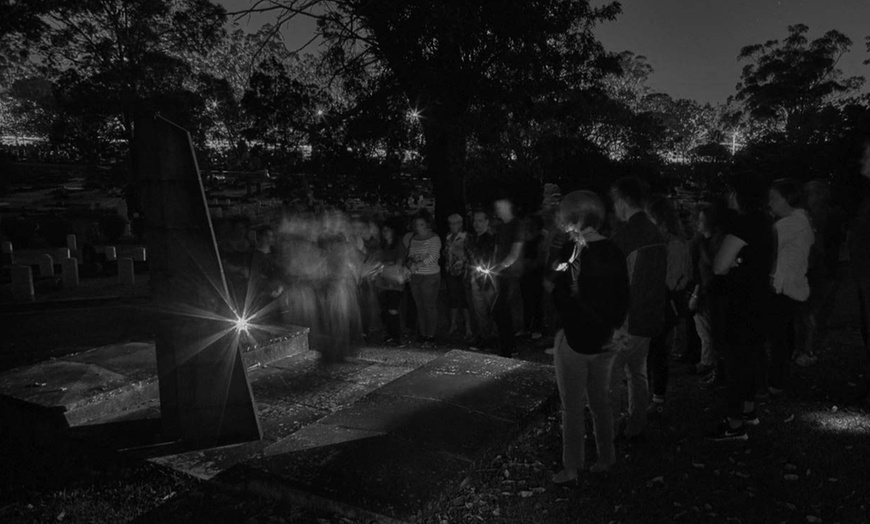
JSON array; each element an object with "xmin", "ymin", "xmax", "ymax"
[
  {"xmin": 801, "ymin": 409, "xmax": 870, "ymax": 436},
  {"xmin": 234, "ymin": 314, "xmax": 251, "ymax": 333}
]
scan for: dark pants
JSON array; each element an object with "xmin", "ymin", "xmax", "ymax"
[
  {"xmin": 723, "ymin": 338, "xmax": 765, "ymax": 419},
  {"xmin": 648, "ymin": 321, "xmax": 676, "ymax": 398},
  {"xmin": 378, "ymin": 289, "xmax": 403, "ymax": 342},
  {"xmin": 521, "ymin": 269, "xmax": 544, "ymax": 332},
  {"xmin": 768, "ymin": 294, "xmax": 801, "ymax": 390},
  {"xmin": 493, "ymin": 275, "xmax": 520, "ymax": 356}
]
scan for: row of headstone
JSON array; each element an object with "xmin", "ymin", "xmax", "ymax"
[{"xmin": 9, "ymin": 255, "xmax": 138, "ymax": 301}]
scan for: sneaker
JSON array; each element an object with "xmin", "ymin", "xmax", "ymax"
[
  {"xmin": 530, "ymin": 331, "xmax": 543, "ymax": 340},
  {"xmin": 707, "ymin": 419, "xmax": 748, "ymax": 442},
  {"xmin": 742, "ymin": 411, "xmax": 760, "ymax": 426},
  {"xmin": 551, "ymin": 469, "xmax": 578, "ymax": 486}
]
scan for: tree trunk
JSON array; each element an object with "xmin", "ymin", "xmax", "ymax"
[{"xmin": 421, "ymin": 106, "xmax": 467, "ymax": 232}]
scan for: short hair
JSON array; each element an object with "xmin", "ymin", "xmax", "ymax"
[
  {"xmin": 413, "ymin": 209, "xmax": 434, "ymax": 229},
  {"xmin": 610, "ymin": 176, "xmax": 648, "ymax": 209},
  {"xmin": 728, "ymin": 172, "xmax": 769, "ymax": 213},
  {"xmin": 646, "ymin": 195, "xmax": 683, "ymax": 237},
  {"xmin": 559, "ymin": 190, "xmax": 605, "ymax": 231},
  {"xmin": 447, "ymin": 213, "xmax": 463, "ymax": 225},
  {"xmin": 771, "ymin": 178, "xmax": 804, "ymax": 209}
]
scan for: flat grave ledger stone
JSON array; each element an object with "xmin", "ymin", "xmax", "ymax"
[
  {"xmin": 11, "ymin": 265, "xmax": 34, "ymax": 301},
  {"xmin": 61, "ymin": 257, "xmax": 79, "ymax": 288},
  {"xmin": 37, "ymin": 254, "xmax": 54, "ymax": 277},
  {"xmin": 118, "ymin": 257, "xmax": 135, "ymax": 285}
]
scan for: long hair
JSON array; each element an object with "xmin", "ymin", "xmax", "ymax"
[{"xmin": 647, "ymin": 194, "xmax": 683, "ymax": 238}]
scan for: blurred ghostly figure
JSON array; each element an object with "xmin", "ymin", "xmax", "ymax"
[{"xmin": 277, "ymin": 213, "xmax": 324, "ymax": 350}]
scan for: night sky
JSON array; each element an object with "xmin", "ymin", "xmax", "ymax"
[{"xmin": 222, "ymin": 0, "xmax": 869, "ymax": 105}]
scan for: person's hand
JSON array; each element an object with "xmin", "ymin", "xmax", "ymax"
[{"xmin": 542, "ymin": 278, "xmax": 554, "ymax": 293}]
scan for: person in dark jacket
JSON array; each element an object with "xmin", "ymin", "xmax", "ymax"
[
  {"xmin": 551, "ymin": 190, "xmax": 630, "ymax": 485},
  {"xmin": 608, "ymin": 176, "xmax": 668, "ymax": 439}
]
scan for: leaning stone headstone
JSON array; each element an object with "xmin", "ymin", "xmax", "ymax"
[
  {"xmin": 134, "ymin": 114, "xmax": 261, "ymax": 443},
  {"xmin": 1, "ymin": 241, "xmax": 13, "ymax": 265},
  {"xmin": 118, "ymin": 257, "xmax": 135, "ymax": 285},
  {"xmin": 66, "ymin": 234, "xmax": 77, "ymax": 251},
  {"xmin": 132, "ymin": 246, "xmax": 146, "ymax": 262},
  {"xmin": 11, "ymin": 265, "xmax": 34, "ymax": 301},
  {"xmin": 61, "ymin": 257, "xmax": 79, "ymax": 287},
  {"xmin": 104, "ymin": 246, "xmax": 117, "ymax": 262},
  {"xmin": 37, "ymin": 254, "xmax": 54, "ymax": 277}
]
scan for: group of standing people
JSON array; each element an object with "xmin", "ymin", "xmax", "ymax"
[{"xmin": 549, "ymin": 143, "xmax": 870, "ymax": 485}]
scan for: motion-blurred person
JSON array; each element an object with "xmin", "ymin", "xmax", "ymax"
[
  {"xmin": 550, "ymin": 191, "xmax": 630, "ymax": 484},
  {"xmin": 767, "ymin": 178, "xmax": 814, "ymax": 396},
  {"xmin": 467, "ymin": 209, "xmax": 498, "ymax": 351},
  {"xmin": 521, "ymin": 214, "xmax": 547, "ymax": 339},
  {"xmin": 406, "ymin": 210, "xmax": 442, "ymax": 344},
  {"xmin": 849, "ymin": 139, "xmax": 870, "ymax": 403},
  {"xmin": 491, "ymin": 196, "xmax": 525, "ymax": 357},
  {"xmin": 608, "ymin": 177, "xmax": 667, "ymax": 440},
  {"xmin": 708, "ymin": 173, "xmax": 774, "ymax": 441},
  {"xmin": 444, "ymin": 213, "xmax": 472, "ymax": 339},
  {"xmin": 645, "ymin": 195, "xmax": 693, "ymax": 415}
]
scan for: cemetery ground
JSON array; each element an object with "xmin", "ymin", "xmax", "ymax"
[{"xmin": 1, "ymin": 274, "xmax": 869, "ymax": 523}]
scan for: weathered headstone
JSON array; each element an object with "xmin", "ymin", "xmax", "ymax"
[
  {"xmin": 55, "ymin": 248, "xmax": 70, "ymax": 261},
  {"xmin": 104, "ymin": 246, "xmax": 117, "ymax": 262},
  {"xmin": 1, "ymin": 241, "xmax": 13, "ymax": 265},
  {"xmin": 134, "ymin": 114, "xmax": 261, "ymax": 443},
  {"xmin": 37, "ymin": 254, "xmax": 54, "ymax": 277},
  {"xmin": 132, "ymin": 246, "xmax": 147, "ymax": 262},
  {"xmin": 66, "ymin": 234, "xmax": 77, "ymax": 251},
  {"xmin": 61, "ymin": 257, "xmax": 79, "ymax": 287},
  {"xmin": 11, "ymin": 265, "xmax": 34, "ymax": 301},
  {"xmin": 118, "ymin": 257, "xmax": 135, "ymax": 285}
]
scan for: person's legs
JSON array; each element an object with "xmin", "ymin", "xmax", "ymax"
[
  {"xmin": 768, "ymin": 294, "xmax": 799, "ymax": 391},
  {"xmin": 409, "ymin": 275, "xmax": 426, "ymax": 339},
  {"xmin": 493, "ymin": 276, "xmax": 517, "ymax": 356},
  {"xmin": 587, "ymin": 351, "xmax": 617, "ymax": 469},
  {"xmin": 417, "ymin": 273, "xmax": 441, "ymax": 338},
  {"xmin": 694, "ymin": 308, "xmax": 716, "ymax": 367},
  {"xmin": 610, "ymin": 336, "xmax": 650, "ymax": 437},
  {"xmin": 554, "ymin": 330, "xmax": 590, "ymax": 474},
  {"xmin": 647, "ymin": 325, "xmax": 673, "ymax": 402}
]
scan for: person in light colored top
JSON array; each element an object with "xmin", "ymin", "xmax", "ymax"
[
  {"xmin": 767, "ymin": 178, "xmax": 815, "ymax": 394},
  {"xmin": 407, "ymin": 210, "xmax": 442, "ymax": 343}
]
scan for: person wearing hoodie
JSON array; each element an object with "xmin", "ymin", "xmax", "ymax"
[{"xmin": 767, "ymin": 178, "xmax": 815, "ymax": 396}]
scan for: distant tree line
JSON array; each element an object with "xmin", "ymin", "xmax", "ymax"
[{"xmin": 1, "ymin": 1, "xmax": 869, "ymax": 221}]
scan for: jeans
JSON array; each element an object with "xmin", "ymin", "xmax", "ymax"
[
  {"xmin": 694, "ymin": 307, "xmax": 716, "ymax": 367},
  {"xmin": 554, "ymin": 330, "xmax": 616, "ymax": 471},
  {"xmin": 610, "ymin": 335, "xmax": 650, "ymax": 437},
  {"xmin": 470, "ymin": 277, "xmax": 497, "ymax": 341},
  {"xmin": 410, "ymin": 273, "xmax": 441, "ymax": 338},
  {"xmin": 493, "ymin": 275, "xmax": 520, "ymax": 356}
]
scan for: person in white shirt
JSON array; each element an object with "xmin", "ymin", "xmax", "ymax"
[{"xmin": 767, "ymin": 178, "xmax": 815, "ymax": 395}]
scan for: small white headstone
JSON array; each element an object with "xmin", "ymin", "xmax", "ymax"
[
  {"xmin": 11, "ymin": 265, "xmax": 34, "ymax": 301},
  {"xmin": 61, "ymin": 257, "xmax": 79, "ymax": 287},
  {"xmin": 66, "ymin": 234, "xmax": 77, "ymax": 251},
  {"xmin": 132, "ymin": 247, "xmax": 146, "ymax": 262},
  {"xmin": 104, "ymin": 246, "xmax": 117, "ymax": 261},
  {"xmin": 38, "ymin": 254, "xmax": 54, "ymax": 277},
  {"xmin": 118, "ymin": 257, "xmax": 135, "ymax": 285}
]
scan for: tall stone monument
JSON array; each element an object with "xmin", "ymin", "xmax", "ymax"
[{"xmin": 134, "ymin": 115, "xmax": 261, "ymax": 443}]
